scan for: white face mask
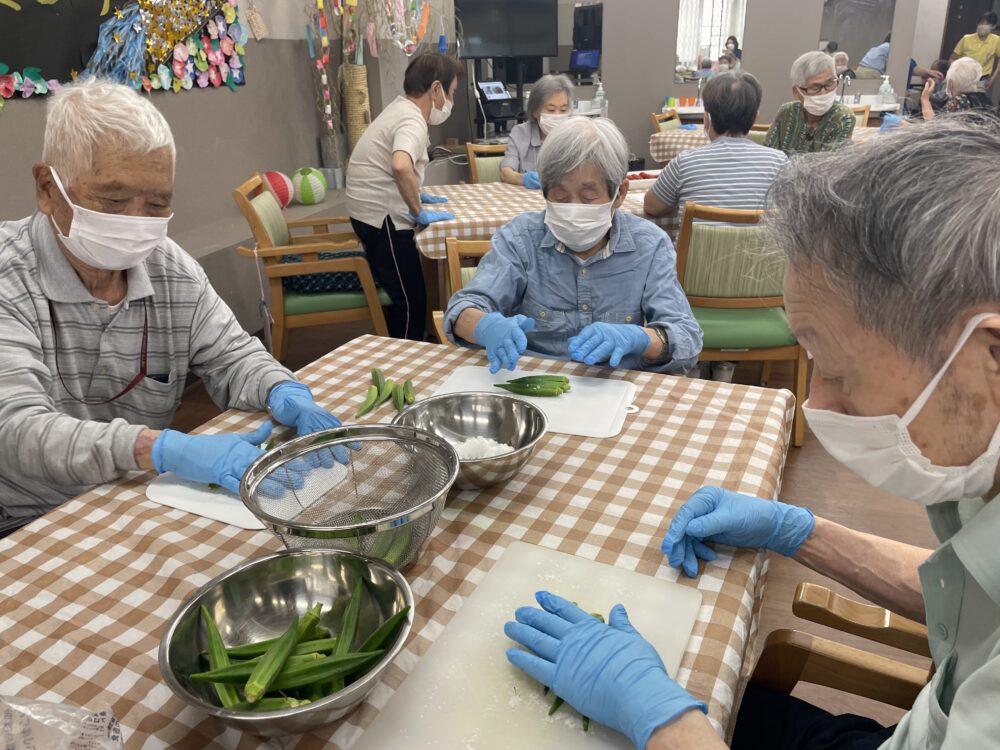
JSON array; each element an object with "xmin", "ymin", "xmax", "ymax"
[
  {"xmin": 979, "ymin": 24, "xmax": 993, "ymax": 37},
  {"xmin": 726, "ymin": 43, "xmax": 736, "ymax": 51},
  {"xmin": 429, "ymin": 83, "xmax": 453, "ymax": 125},
  {"xmin": 836, "ymin": 65, "xmax": 848, "ymax": 75},
  {"xmin": 49, "ymin": 168, "xmax": 170, "ymax": 271},
  {"xmin": 800, "ymin": 89, "xmax": 837, "ymax": 116},
  {"xmin": 717, "ymin": 64, "xmax": 731, "ymax": 73},
  {"xmin": 544, "ymin": 193, "xmax": 617, "ymax": 252},
  {"xmin": 804, "ymin": 314, "xmax": 1000, "ymax": 505},
  {"xmin": 538, "ymin": 113, "xmax": 569, "ymax": 135}
]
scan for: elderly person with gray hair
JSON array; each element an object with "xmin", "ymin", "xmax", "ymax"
[
  {"xmin": 500, "ymin": 74, "xmax": 574, "ymax": 189},
  {"xmin": 922, "ymin": 56, "xmax": 993, "ymax": 118},
  {"xmin": 445, "ymin": 117, "xmax": 701, "ymax": 374},
  {"xmin": 0, "ymin": 78, "xmax": 345, "ymax": 537},
  {"xmin": 765, "ymin": 50, "xmax": 855, "ymax": 154},
  {"xmin": 504, "ymin": 116, "xmax": 1000, "ymax": 750}
]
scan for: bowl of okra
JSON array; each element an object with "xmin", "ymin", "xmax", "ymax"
[{"xmin": 159, "ymin": 548, "xmax": 413, "ymax": 737}]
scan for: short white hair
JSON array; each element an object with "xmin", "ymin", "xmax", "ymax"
[
  {"xmin": 537, "ymin": 116, "xmax": 628, "ymax": 198},
  {"xmin": 43, "ymin": 78, "xmax": 175, "ymax": 186},
  {"xmin": 833, "ymin": 51, "xmax": 850, "ymax": 67},
  {"xmin": 947, "ymin": 56, "xmax": 983, "ymax": 94},
  {"xmin": 790, "ymin": 51, "xmax": 836, "ymax": 87}
]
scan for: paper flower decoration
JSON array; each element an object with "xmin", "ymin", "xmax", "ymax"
[
  {"xmin": 21, "ymin": 78, "xmax": 34, "ymax": 98},
  {"xmin": 229, "ymin": 54, "xmax": 242, "ymax": 70},
  {"xmin": 228, "ymin": 22, "xmax": 247, "ymax": 45},
  {"xmin": 215, "ymin": 15, "xmax": 227, "ymax": 38},
  {"xmin": 196, "ymin": 71, "xmax": 210, "ymax": 88},
  {"xmin": 172, "ymin": 59, "xmax": 187, "ymax": 79},
  {"xmin": 207, "ymin": 49, "xmax": 224, "ymax": 66},
  {"xmin": 0, "ymin": 75, "xmax": 14, "ymax": 99},
  {"xmin": 157, "ymin": 64, "xmax": 172, "ymax": 90},
  {"xmin": 182, "ymin": 75, "xmax": 193, "ymax": 90},
  {"xmin": 207, "ymin": 19, "xmax": 218, "ymax": 39},
  {"xmin": 173, "ymin": 43, "xmax": 190, "ymax": 63},
  {"xmin": 221, "ymin": 37, "xmax": 234, "ymax": 56},
  {"xmin": 224, "ymin": 4, "xmax": 236, "ymax": 23},
  {"xmin": 208, "ymin": 67, "xmax": 222, "ymax": 87},
  {"xmin": 231, "ymin": 68, "xmax": 245, "ymax": 85},
  {"xmin": 217, "ymin": 61, "xmax": 229, "ymax": 80}
]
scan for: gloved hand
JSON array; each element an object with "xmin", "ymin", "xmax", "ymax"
[
  {"xmin": 267, "ymin": 381, "xmax": 348, "ymax": 465},
  {"xmin": 410, "ymin": 209, "xmax": 455, "ymax": 227},
  {"xmin": 568, "ymin": 322, "xmax": 650, "ymax": 367},
  {"xmin": 505, "ymin": 591, "xmax": 706, "ymax": 750},
  {"xmin": 880, "ymin": 113, "xmax": 901, "ymax": 133},
  {"xmin": 473, "ymin": 311, "xmax": 536, "ymax": 374},
  {"xmin": 661, "ymin": 486, "xmax": 816, "ymax": 577},
  {"xmin": 522, "ymin": 171, "xmax": 542, "ymax": 190},
  {"xmin": 419, "ymin": 192, "xmax": 449, "ymax": 204},
  {"xmin": 152, "ymin": 422, "xmax": 273, "ymax": 495}
]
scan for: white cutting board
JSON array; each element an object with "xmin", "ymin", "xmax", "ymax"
[
  {"xmin": 353, "ymin": 542, "xmax": 702, "ymax": 750},
  {"xmin": 145, "ymin": 473, "xmax": 263, "ymax": 529},
  {"xmin": 433, "ymin": 366, "xmax": 637, "ymax": 438}
]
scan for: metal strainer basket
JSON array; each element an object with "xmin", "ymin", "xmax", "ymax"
[{"xmin": 240, "ymin": 425, "xmax": 459, "ymax": 570}]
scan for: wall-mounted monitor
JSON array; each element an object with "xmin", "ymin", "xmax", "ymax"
[{"xmin": 457, "ymin": 0, "xmax": 558, "ymax": 59}]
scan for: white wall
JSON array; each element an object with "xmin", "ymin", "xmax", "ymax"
[
  {"xmin": 254, "ymin": 0, "xmax": 309, "ymax": 40},
  {"xmin": 912, "ymin": 0, "xmax": 948, "ymax": 65}
]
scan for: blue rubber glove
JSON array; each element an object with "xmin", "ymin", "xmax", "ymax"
[
  {"xmin": 410, "ymin": 209, "xmax": 455, "ymax": 227},
  {"xmin": 473, "ymin": 311, "xmax": 536, "ymax": 374},
  {"xmin": 152, "ymin": 422, "xmax": 273, "ymax": 495},
  {"xmin": 568, "ymin": 322, "xmax": 650, "ymax": 367},
  {"xmin": 419, "ymin": 192, "xmax": 449, "ymax": 204},
  {"xmin": 522, "ymin": 171, "xmax": 542, "ymax": 190},
  {"xmin": 505, "ymin": 591, "xmax": 707, "ymax": 750},
  {"xmin": 661, "ymin": 486, "xmax": 816, "ymax": 577},
  {"xmin": 267, "ymin": 381, "xmax": 348, "ymax": 466},
  {"xmin": 880, "ymin": 113, "xmax": 901, "ymax": 133}
]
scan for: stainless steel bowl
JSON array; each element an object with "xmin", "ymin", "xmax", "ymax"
[
  {"xmin": 159, "ymin": 549, "xmax": 413, "ymax": 737},
  {"xmin": 392, "ymin": 392, "xmax": 547, "ymax": 490}
]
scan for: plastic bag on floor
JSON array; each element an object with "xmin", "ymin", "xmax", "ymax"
[{"xmin": 0, "ymin": 695, "xmax": 124, "ymax": 750}]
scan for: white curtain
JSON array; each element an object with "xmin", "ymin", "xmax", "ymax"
[
  {"xmin": 676, "ymin": 0, "xmax": 704, "ymax": 69},
  {"xmin": 676, "ymin": 0, "xmax": 747, "ymax": 68}
]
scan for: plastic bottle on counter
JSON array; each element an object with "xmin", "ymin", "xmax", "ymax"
[
  {"xmin": 594, "ymin": 80, "xmax": 607, "ymax": 118},
  {"xmin": 879, "ymin": 75, "xmax": 893, "ymax": 105}
]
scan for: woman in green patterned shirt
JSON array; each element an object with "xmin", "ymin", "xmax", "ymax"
[{"xmin": 765, "ymin": 51, "xmax": 855, "ymax": 155}]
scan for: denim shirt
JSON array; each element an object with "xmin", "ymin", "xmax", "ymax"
[{"xmin": 444, "ymin": 210, "xmax": 703, "ymax": 373}]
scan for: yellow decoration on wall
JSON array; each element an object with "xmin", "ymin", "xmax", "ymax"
[
  {"xmin": 138, "ymin": 0, "xmax": 214, "ymax": 64},
  {"xmin": 0, "ymin": 0, "xmax": 23, "ymax": 8}
]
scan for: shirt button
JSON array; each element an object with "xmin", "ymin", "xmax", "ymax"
[
  {"xmin": 581, "ymin": 268, "xmax": 588, "ymax": 275},
  {"xmin": 538, "ymin": 311, "xmax": 546, "ymax": 318},
  {"xmin": 936, "ymin": 623, "xmax": 949, "ymax": 640},
  {"xmin": 939, "ymin": 578, "xmax": 946, "ymax": 589},
  {"xmin": 626, "ymin": 315, "xmax": 633, "ymax": 323},
  {"xmin": 581, "ymin": 304, "xmax": 589, "ymax": 311}
]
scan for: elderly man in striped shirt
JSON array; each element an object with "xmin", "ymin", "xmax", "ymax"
[{"xmin": 0, "ymin": 79, "xmax": 344, "ymax": 537}]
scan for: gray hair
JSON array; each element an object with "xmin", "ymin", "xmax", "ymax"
[
  {"xmin": 766, "ymin": 115, "xmax": 1000, "ymax": 366},
  {"xmin": 537, "ymin": 116, "xmax": 628, "ymax": 198},
  {"xmin": 43, "ymin": 77, "xmax": 175, "ymax": 187},
  {"xmin": 526, "ymin": 74, "xmax": 574, "ymax": 121},
  {"xmin": 702, "ymin": 71, "xmax": 762, "ymax": 135},
  {"xmin": 947, "ymin": 56, "xmax": 983, "ymax": 94},
  {"xmin": 790, "ymin": 50, "xmax": 836, "ymax": 87},
  {"xmin": 833, "ymin": 51, "xmax": 850, "ymax": 67}
]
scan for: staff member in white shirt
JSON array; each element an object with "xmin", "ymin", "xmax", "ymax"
[{"xmin": 347, "ymin": 53, "xmax": 462, "ymax": 340}]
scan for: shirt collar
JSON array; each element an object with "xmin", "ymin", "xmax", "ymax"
[
  {"xmin": 529, "ymin": 120, "xmax": 543, "ymax": 148},
  {"xmin": 30, "ymin": 211, "xmax": 155, "ymax": 304},
  {"xmin": 540, "ymin": 209, "xmax": 635, "ymax": 260},
  {"xmin": 946, "ymin": 497, "xmax": 1000, "ymax": 609}
]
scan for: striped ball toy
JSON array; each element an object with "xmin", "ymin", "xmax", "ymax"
[
  {"xmin": 262, "ymin": 171, "xmax": 293, "ymax": 208},
  {"xmin": 292, "ymin": 167, "xmax": 328, "ymax": 205}
]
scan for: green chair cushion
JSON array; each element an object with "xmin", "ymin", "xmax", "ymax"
[
  {"xmin": 747, "ymin": 129, "xmax": 768, "ymax": 145},
  {"xmin": 284, "ymin": 287, "xmax": 392, "ymax": 316},
  {"xmin": 474, "ymin": 156, "xmax": 504, "ymax": 184},
  {"xmin": 693, "ymin": 306, "xmax": 797, "ymax": 349},
  {"xmin": 250, "ymin": 191, "xmax": 290, "ymax": 247},
  {"xmin": 658, "ymin": 118, "xmax": 681, "ymax": 132},
  {"xmin": 460, "ymin": 266, "xmax": 477, "ymax": 288}
]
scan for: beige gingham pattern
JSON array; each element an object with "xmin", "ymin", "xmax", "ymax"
[
  {"xmin": 0, "ymin": 336, "xmax": 793, "ymax": 749},
  {"xmin": 649, "ymin": 125, "xmax": 883, "ymax": 163},
  {"xmin": 415, "ymin": 182, "xmax": 679, "ymax": 259}
]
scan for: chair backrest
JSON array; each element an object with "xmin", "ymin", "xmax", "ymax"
[
  {"xmin": 750, "ymin": 123, "xmax": 770, "ymax": 132},
  {"xmin": 466, "ymin": 143, "xmax": 507, "ymax": 184},
  {"xmin": 747, "ymin": 129, "xmax": 768, "ymax": 145},
  {"xmin": 676, "ymin": 201, "xmax": 784, "ymax": 309},
  {"xmin": 445, "ymin": 237, "xmax": 492, "ymax": 297},
  {"xmin": 651, "ymin": 110, "xmax": 681, "ymax": 133},
  {"xmin": 232, "ymin": 174, "xmax": 290, "ymax": 248},
  {"xmin": 851, "ymin": 104, "xmax": 871, "ymax": 128}
]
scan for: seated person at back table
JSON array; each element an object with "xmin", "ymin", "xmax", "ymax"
[
  {"xmin": 644, "ymin": 71, "xmax": 788, "ymax": 220},
  {"xmin": 444, "ymin": 117, "xmax": 703, "ymax": 375},
  {"xmin": 765, "ymin": 51, "xmax": 855, "ymax": 155},
  {"xmin": 501, "ymin": 74, "xmax": 574, "ymax": 190}
]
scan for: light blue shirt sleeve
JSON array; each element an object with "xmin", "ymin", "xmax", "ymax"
[
  {"xmin": 501, "ymin": 123, "xmax": 532, "ymax": 173},
  {"xmin": 443, "ymin": 224, "xmax": 528, "ymax": 344},
  {"xmin": 860, "ymin": 42, "xmax": 890, "ymax": 72}
]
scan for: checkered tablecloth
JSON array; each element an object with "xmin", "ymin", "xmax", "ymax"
[
  {"xmin": 415, "ymin": 182, "xmax": 679, "ymax": 259},
  {"xmin": 649, "ymin": 124, "xmax": 884, "ymax": 164},
  {"xmin": 0, "ymin": 336, "xmax": 793, "ymax": 749}
]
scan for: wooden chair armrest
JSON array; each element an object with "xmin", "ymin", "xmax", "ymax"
[
  {"xmin": 751, "ymin": 628, "xmax": 930, "ymax": 710},
  {"xmin": 285, "ymin": 215, "xmax": 351, "ymax": 230},
  {"xmin": 236, "ymin": 242, "xmax": 360, "ymax": 258},
  {"xmin": 793, "ymin": 583, "xmax": 931, "ymax": 658},
  {"xmin": 289, "ymin": 231, "xmax": 359, "ymax": 246}
]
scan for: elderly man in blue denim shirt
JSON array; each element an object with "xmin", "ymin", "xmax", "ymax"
[{"xmin": 444, "ymin": 117, "xmax": 702, "ymax": 374}]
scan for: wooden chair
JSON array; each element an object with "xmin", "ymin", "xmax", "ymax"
[
  {"xmin": 750, "ymin": 123, "xmax": 771, "ymax": 131},
  {"xmin": 675, "ymin": 202, "xmax": 808, "ymax": 447},
  {"xmin": 651, "ymin": 110, "xmax": 681, "ymax": 133},
  {"xmin": 432, "ymin": 237, "xmax": 493, "ymax": 344},
  {"xmin": 466, "ymin": 143, "xmax": 507, "ymax": 184},
  {"xmin": 751, "ymin": 582, "xmax": 932, "ymax": 710},
  {"xmin": 232, "ymin": 174, "xmax": 389, "ymax": 362},
  {"xmin": 851, "ymin": 104, "xmax": 872, "ymax": 127}
]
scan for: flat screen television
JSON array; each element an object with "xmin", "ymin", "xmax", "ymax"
[{"xmin": 456, "ymin": 0, "xmax": 558, "ymax": 59}]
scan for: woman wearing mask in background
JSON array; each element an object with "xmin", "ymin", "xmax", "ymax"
[
  {"xmin": 715, "ymin": 52, "xmax": 738, "ymax": 74},
  {"xmin": 446, "ymin": 117, "xmax": 702, "ymax": 375},
  {"xmin": 724, "ymin": 35, "xmax": 742, "ymax": 61},
  {"xmin": 347, "ymin": 52, "xmax": 462, "ymax": 341},
  {"xmin": 951, "ymin": 11, "xmax": 1000, "ymax": 91},
  {"xmin": 765, "ymin": 51, "xmax": 854, "ymax": 155},
  {"xmin": 501, "ymin": 74, "xmax": 574, "ymax": 190}
]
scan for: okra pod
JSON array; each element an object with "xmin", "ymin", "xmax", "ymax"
[
  {"xmin": 548, "ymin": 696, "xmax": 565, "ymax": 715},
  {"xmin": 508, "ymin": 375, "xmax": 569, "ymax": 387},
  {"xmin": 384, "ymin": 525, "xmax": 412, "ymax": 566},
  {"xmin": 191, "ymin": 653, "xmax": 323, "ymax": 683},
  {"xmin": 328, "ymin": 578, "xmax": 364, "ymax": 692},
  {"xmin": 356, "ymin": 385, "xmax": 379, "ymax": 418},
  {"xmin": 223, "ymin": 636, "xmax": 339, "ymax": 661},
  {"xmin": 582, "ymin": 716, "xmax": 590, "ymax": 732},
  {"xmin": 494, "ymin": 383, "xmax": 564, "ymax": 397},
  {"xmin": 243, "ymin": 615, "xmax": 303, "ymax": 702},
  {"xmin": 229, "ymin": 697, "xmax": 310, "ymax": 712},
  {"xmin": 371, "ymin": 368, "xmax": 386, "ymax": 393},
  {"xmin": 297, "ymin": 604, "xmax": 323, "ymax": 642},
  {"xmin": 200, "ymin": 606, "xmax": 240, "ymax": 708},
  {"xmin": 266, "ymin": 650, "xmax": 384, "ymax": 692},
  {"xmin": 392, "ymin": 383, "xmax": 406, "ymax": 412},
  {"xmin": 359, "ymin": 606, "xmax": 411, "ymax": 652},
  {"xmin": 375, "ymin": 379, "xmax": 395, "ymax": 407},
  {"xmin": 403, "ymin": 380, "xmax": 416, "ymax": 405}
]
